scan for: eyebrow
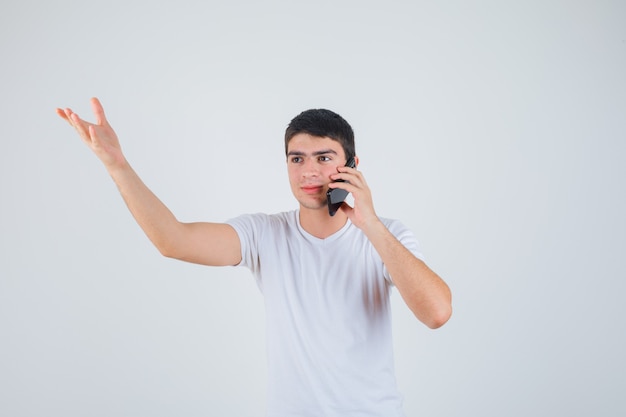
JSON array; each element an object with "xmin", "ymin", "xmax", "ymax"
[{"xmin": 287, "ymin": 149, "xmax": 338, "ymax": 157}]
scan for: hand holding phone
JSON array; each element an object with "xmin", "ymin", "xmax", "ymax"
[{"xmin": 326, "ymin": 157, "xmax": 356, "ymax": 216}]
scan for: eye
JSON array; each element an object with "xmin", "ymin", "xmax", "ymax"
[
  {"xmin": 318, "ymin": 155, "xmax": 332, "ymax": 162},
  {"xmin": 290, "ymin": 156, "xmax": 302, "ymax": 163}
]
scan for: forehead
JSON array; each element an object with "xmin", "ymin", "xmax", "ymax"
[{"xmin": 287, "ymin": 133, "xmax": 345, "ymax": 157}]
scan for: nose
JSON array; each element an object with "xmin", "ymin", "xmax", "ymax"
[{"xmin": 302, "ymin": 158, "xmax": 320, "ymax": 178}]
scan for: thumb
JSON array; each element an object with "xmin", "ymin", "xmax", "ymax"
[{"xmin": 90, "ymin": 97, "xmax": 108, "ymax": 126}]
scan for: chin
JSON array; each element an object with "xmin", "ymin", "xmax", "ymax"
[{"xmin": 297, "ymin": 197, "xmax": 327, "ymax": 211}]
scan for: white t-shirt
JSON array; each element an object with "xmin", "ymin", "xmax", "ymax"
[{"xmin": 227, "ymin": 210, "xmax": 423, "ymax": 417}]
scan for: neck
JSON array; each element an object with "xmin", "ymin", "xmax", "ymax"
[{"xmin": 298, "ymin": 206, "xmax": 348, "ymax": 239}]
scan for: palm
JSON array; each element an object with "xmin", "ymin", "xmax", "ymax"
[{"xmin": 56, "ymin": 97, "xmax": 125, "ymax": 167}]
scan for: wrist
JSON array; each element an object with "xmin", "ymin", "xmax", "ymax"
[
  {"xmin": 360, "ymin": 216, "xmax": 386, "ymax": 238},
  {"xmin": 105, "ymin": 156, "xmax": 131, "ymax": 177}
]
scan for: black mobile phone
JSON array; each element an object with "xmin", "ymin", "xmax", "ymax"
[{"xmin": 326, "ymin": 157, "xmax": 356, "ymax": 216}]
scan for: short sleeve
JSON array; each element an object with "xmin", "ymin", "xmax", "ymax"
[
  {"xmin": 380, "ymin": 218, "xmax": 425, "ymax": 284},
  {"xmin": 226, "ymin": 213, "xmax": 268, "ymax": 277}
]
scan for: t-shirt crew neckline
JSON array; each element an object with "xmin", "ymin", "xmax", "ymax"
[{"xmin": 294, "ymin": 209, "xmax": 353, "ymax": 244}]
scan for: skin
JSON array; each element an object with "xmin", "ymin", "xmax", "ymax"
[{"xmin": 57, "ymin": 97, "xmax": 452, "ymax": 328}]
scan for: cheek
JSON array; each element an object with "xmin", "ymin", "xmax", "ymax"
[
  {"xmin": 323, "ymin": 166, "xmax": 338, "ymax": 180},
  {"xmin": 287, "ymin": 166, "xmax": 299, "ymax": 184}
]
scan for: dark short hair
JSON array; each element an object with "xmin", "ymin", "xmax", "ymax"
[{"xmin": 284, "ymin": 109, "xmax": 355, "ymax": 161}]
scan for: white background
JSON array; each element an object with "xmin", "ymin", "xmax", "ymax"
[{"xmin": 1, "ymin": 1, "xmax": 625, "ymax": 416}]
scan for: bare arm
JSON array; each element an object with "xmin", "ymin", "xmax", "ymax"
[
  {"xmin": 361, "ymin": 221, "xmax": 452, "ymax": 329},
  {"xmin": 56, "ymin": 98, "xmax": 241, "ymax": 266},
  {"xmin": 330, "ymin": 165, "xmax": 452, "ymax": 329}
]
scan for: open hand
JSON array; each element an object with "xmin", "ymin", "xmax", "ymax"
[{"xmin": 56, "ymin": 97, "xmax": 125, "ymax": 168}]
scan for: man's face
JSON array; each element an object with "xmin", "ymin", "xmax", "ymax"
[{"xmin": 286, "ymin": 133, "xmax": 348, "ymax": 211}]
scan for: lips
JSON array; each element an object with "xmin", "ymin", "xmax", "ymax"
[{"xmin": 301, "ymin": 185, "xmax": 324, "ymax": 195}]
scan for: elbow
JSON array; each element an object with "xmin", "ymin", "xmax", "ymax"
[
  {"xmin": 425, "ymin": 284, "xmax": 453, "ymax": 329},
  {"xmin": 154, "ymin": 238, "xmax": 179, "ymax": 260},
  {"xmin": 157, "ymin": 242, "xmax": 185, "ymax": 261},
  {"xmin": 422, "ymin": 303, "xmax": 452, "ymax": 330},
  {"xmin": 158, "ymin": 246, "xmax": 176, "ymax": 259}
]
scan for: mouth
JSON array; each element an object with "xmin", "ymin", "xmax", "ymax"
[{"xmin": 301, "ymin": 185, "xmax": 325, "ymax": 195}]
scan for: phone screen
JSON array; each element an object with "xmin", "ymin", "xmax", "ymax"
[{"xmin": 326, "ymin": 157, "xmax": 356, "ymax": 216}]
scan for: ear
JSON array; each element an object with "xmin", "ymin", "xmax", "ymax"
[{"xmin": 354, "ymin": 155, "xmax": 360, "ymax": 167}]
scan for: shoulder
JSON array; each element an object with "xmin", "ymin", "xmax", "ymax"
[
  {"xmin": 377, "ymin": 216, "xmax": 424, "ymax": 259},
  {"xmin": 378, "ymin": 217, "xmax": 412, "ymax": 235},
  {"xmin": 226, "ymin": 210, "xmax": 297, "ymax": 233},
  {"xmin": 226, "ymin": 211, "xmax": 299, "ymax": 266}
]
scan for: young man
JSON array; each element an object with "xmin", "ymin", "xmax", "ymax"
[{"xmin": 57, "ymin": 98, "xmax": 452, "ymax": 417}]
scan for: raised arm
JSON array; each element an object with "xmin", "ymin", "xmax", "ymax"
[
  {"xmin": 56, "ymin": 98, "xmax": 241, "ymax": 267},
  {"xmin": 330, "ymin": 164, "xmax": 452, "ymax": 329}
]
